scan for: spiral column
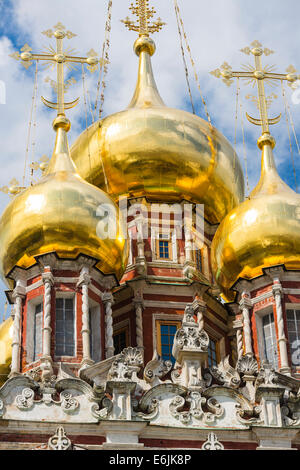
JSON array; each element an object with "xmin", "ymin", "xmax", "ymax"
[
  {"xmin": 103, "ymin": 292, "xmax": 114, "ymax": 358},
  {"xmin": 272, "ymin": 279, "xmax": 290, "ymax": 374},
  {"xmin": 10, "ymin": 282, "xmax": 25, "ymax": 377}
]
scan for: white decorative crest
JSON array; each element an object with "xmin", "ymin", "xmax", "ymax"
[{"xmin": 201, "ymin": 432, "xmax": 224, "ymax": 450}]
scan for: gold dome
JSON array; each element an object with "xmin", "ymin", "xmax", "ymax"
[
  {"xmin": 0, "ymin": 317, "xmax": 13, "ymax": 385},
  {"xmin": 0, "ymin": 117, "xmax": 127, "ymax": 286},
  {"xmin": 70, "ymin": 37, "xmax": 245, "ymax": 225},
  {"xmin": 212, "ymin": 133, "xmax": 300, "ymax": 297}
]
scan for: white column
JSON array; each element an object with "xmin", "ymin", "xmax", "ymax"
[
  {"xmin": 233, "ymin": 318, "xmax": 244, "ymax": 360},
  {"xmin": 272, "ymin": 279, "xmax": 290, "ymax": 374},
  {"xmin": 77, "ymin": 266, "xmax": 93, "ymax": 365},
  {"xmin": 135, "ymin": 217, "xmax": 147, "ymax": 275},
  {"xmin": 103, "ymin": 292, "xmax": 114, "ymax": 358},
  {"xmin": 42, "ymin": 270, "xmax": 54, "ymax": 360},
  {"xmin": 10, "ymin": 282, "xmax": 25, "ymax": 377},
  {"xmin": 239, "ymin": 293, "xmax": 253, "ymax": 355},
  {"xmin": 192, "ymin": 297, "xmax": 206, "ymax": 331},
  {"xmin": 185, "ymin": 229, "xmax": 193, "ymax": 264},
  {"xmin": 134, "ymin": 300, "xmax": 144, "ymax": 349}
]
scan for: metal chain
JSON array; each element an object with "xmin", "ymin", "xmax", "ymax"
[
  {"xmin": 24, "ymin": 60, "xmax": 39, "ymax": 187},
  {"xmin": 281, "ymin": 80, "xmax": 298, "ymax": 192},
  {"xmin": 173, "ymin": 0, "xmax": 195, "ymax": 114},
  {"xmin": 81, "ymin": 63, "xmax": 92, "ymax": 172},
  {"xmin": 173, "ymin": 0, "xmax": 212, "ymax": 125},
  {"xmin": 238, "ymin": 79, "xmax": 250, "ymax": 194},
  {"xmin": 233, "ymin": 77, "xmax": 240, "ymax": 169},
  {"xmin": 94, "ymin": 0, "xmax": 113, "ymax": 119}
]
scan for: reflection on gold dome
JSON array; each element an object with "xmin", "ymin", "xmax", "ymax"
[
  {"xmin": 0, "ymin": 117, "xmax": 128, "ymax": 287},
  {"xmin": 70, "ymin": 37, "xmax": 245, "ymax": 225},
  {"xmin": 0, "ymin": 317, "xmax": 13, "ymax": 385},
  {"xmin": 212, "ymin": 134, "xmax": 300, "ymax": 298}
]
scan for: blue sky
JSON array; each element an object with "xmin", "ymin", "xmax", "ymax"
[{"xmin": 0, "ymin": 0, "xmax": 299, "ymax": 316}]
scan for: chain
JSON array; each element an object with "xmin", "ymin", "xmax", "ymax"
[
  {"xmin": 81, "ymin": 63, "xmax": 92, "ymax": 172},
  {"xmin": 94, "ymin": 0, "xmax": 113, "ymax": 119},
  {"xmin": 238, "ymin": 79, "xmax": 250, "ymax": 194},
  {"xmin": 24, "ymin": 60, "xmax": 39, "ymax": 187},
  {"xmin": 173, "ymin": 0, "xmax": 212, "ymax": 125},
  {"xmin": 173, "ymin": 0, "xmax": 195, "ymax": 114},
  {"xmin": 233, "ymin": 77, "xmax": 240, "ymax": 168},
  {"xmin": 281, "ymin": 80, "xmax": 298, "ymax": 192}
]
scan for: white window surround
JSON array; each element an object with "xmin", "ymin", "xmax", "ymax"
[
  {"xmin": 26, "ymin": 295, "xmax": 43, "ymax": 364},
  {"xmin": 151, "ymin": 228, "xmax": 178, "ymax": 263},
  {"xmin": 255, "ymin": 305, "xmax": 278, "ymax": 367},
  {"xmin": 54, "ymin": 292, "xmax": 77, "ymax": 359}
]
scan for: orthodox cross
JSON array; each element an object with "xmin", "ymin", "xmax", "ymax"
[
  {"xmin": 211, "ymin": 40, "xmax": 299, "ymax": 135},
  {"xmin": 10, "ymin": 22, "xmax": 103, "ymax": 116},
  {"xmin": 121, "ymin": 0, "xmax": 165, "ymax": 37}
]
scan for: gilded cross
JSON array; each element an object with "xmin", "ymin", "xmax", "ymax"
[
  {"xmin": 211, "ymin": 41, "xmax": 299, "ymax": 134},
  {"xmin": 121, "ymin": 0, "xmax": 165, "ymax": 37},
  {"xmin": 10, "ymin": 22, "xmax": 105, "ymax": 116}
]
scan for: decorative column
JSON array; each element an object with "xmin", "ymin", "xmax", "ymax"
[
  {"xmin": 272, "ymin": 279, "xmax": 290, "ymax": 375},
  {"xmin": 77, "ymin": 266, "xmax": 93, "ymax": 366},
  {"xmin": 9, "ymin": 281, "xmax": 25, "ymax": 377},
  {"xmin": 42, "ymin": 268, "xmax": 54, "ymax": 360},
  {"xmin": 103, "ymin": 292, "xmax": 114, "ymax": 359},
  {"xmin": 183, "ymin": 229, "xmax": 196, "ymax": 279},
  {"xmin": 134, "ymin": 298, "xmax": 144, "ymax": 349},
  {"xmin": 239, "ymin": 293, "xmax": 253, "ymax": 355},
  {"xmin": 135, "ymin": 216, "xmax": 147, "ymax": 275},
  {"xmin": 192, "ymin": 296, "xmax": 206, "ymax": 331},
  {"xmin": 233, "ymin": 319, "xmax": 244, "ymax": 360}
]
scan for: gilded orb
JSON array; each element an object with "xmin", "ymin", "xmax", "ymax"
[
  {"xmin": 212, "ymin": 136, "xmax": 300, "ymax": 297},
  {"xmin": 70, "ymin": 39, "xmax": 244, "ymax": 225},
  {"xmin": 0, "ymin": 119, "xmax": 128, "ymax": 286}
]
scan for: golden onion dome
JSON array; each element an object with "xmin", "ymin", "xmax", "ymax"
[
  {"xmin": 0, "ymin": 317, "xmax": 13, "ymax": 385},
  {"xmin": 211, "ymin": 133, "xmax": 300, "ymax": 298},
  {"xmin": 0, "ymin": 116, "xmax": 127, "ymax": 287},
  {"xmin": 70, "ymin": 37, "xmax": 245, "ymax": 225}
]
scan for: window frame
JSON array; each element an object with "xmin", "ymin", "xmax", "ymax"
[
  {"xmin": 113, "ymin": 325, "xmax": 130, "ymax": 355},
  {"xmin": 195, "ymin": 249, "xmax": 203, "ymax": 273},
  {"xmin": 286, "ymin": 306, "xmax": 300, "ymax": 369},
  {"xmin": 26, "ymin": 295, "xmax": 44, "ymax": 364},
  {"xmin": 156, "ymin": 319, "xmax": 181, "ymax": 364},
  {"xmin": 88, "ymin": 302, "xmax": 101, "ymax": 363},
  {"xmin": 255, "ymin": 306, "xmax": 278, "ymax": 369},
  {"xmin": 54, "ymin": 292, "xmax": 77, "ymax": 359},
  {"xmin": 151, "ymin": 228, "xmax": 178, "ymax": 263}
]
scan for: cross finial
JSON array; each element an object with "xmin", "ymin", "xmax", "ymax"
[
  {"xmin": 10, "ymin": 22, "xmax": 107, "ymax": 117},
  {"xmin": 121, "ymin": 0, "xmax": 165, "ymax": 37},
  {"xmin": 211, "ymin": 40, "xmax": 300, "ymax": 139}
]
